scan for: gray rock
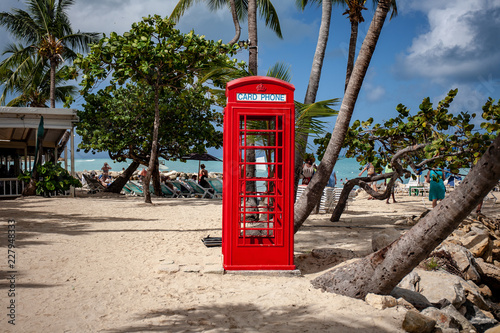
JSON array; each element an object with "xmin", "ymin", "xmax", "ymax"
[
  {"xmin": 463, "ymin": 280, "xmax": 490, "ymax": 312},
  {"xmin": 438, "ymin": 243, "xmax": 481, "ymax": 282},
  {"xmin": 461, "ymin": 227, "xmax": 490, "ymax": 250},
  {"xmin": 365, "ymin": 293, "xmax": 398, "ymax": 309},
  {"xmin": 391, "ymin": 287, "xmax": 433, "ymax": 310},
  {"xmin": 441, "ymin": 304, "xmax": 478, "ymax": 333},
  {"xmin": 474, "ymin": 258, "xmax": 500, "ymax": 293},
  {"xmin": 421, "ymin": 307, "xmax": 461, "ymax": 330},
  {"xmin": 397, "ymin": 297, "xmax": 416, "ymax": 310},
  {"xmin": 414, "ymin": 269, "xmax": 467, "ymax": 308},
  {"xmin": 465, "ymin": 302, "xmax": 499, "ymax": 332},
  {"xmin": 398, "ymin": 270, "xmax": 421, "ymax": 292},
  {"xmin": 402, "ymin": 310, "xmax": 436, "ymax": 333}
]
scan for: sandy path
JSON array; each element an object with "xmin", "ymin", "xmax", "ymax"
[{"xmin": 1, "ymin": 190, "xmax": 498, "ymax": 332}]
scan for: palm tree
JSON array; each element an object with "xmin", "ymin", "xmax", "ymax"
[
  {"xmin": 343, "ymin": 0, "xmax": 397, "ymax": 91},
  {"xmin": 293, "ymin": 0, "xmax": 393, "ymax": 231},
  {"xmin": 293, "ymin": 0, "xmax": 397, "ymax": 193},
  {"xmin": 170, "ymin": 0, "xmax": 282, "ymax": 75},
  {"xmin": 0, "ymin": 0, "xmax": 99, "ymax": 108},
  {"xmin": 0, "ymin": 44, "xmax": 76, "ymax": 107},
  {"xmin": 294, "ymin": 0, "xmax": 337, "ymax": 194}
]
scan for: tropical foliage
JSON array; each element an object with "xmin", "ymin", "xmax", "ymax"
[
  {"xmin": 0, "ymin": 0, "xmax": 99, "ymax": 107},
  {"xmin": 316, "ymin": 89, "xmax": 500, "ymax": 175},
  {"xmin": 72, "ymin": 15, "xmax": 243, "ymax": 203},
  {"xmin": 18, "ymin": 161, "xmax": 81, "ymax": 196},
  {"xmin": 77, "ymin": 83, "xmax": 225, "ymax": 166},
  {"xmin": 0, "ymin": 49, "xmax": 76, "ymax": 107},
  {"xmin": 316, "ymin": 90, "xmax": 500, "ymax": 221}
]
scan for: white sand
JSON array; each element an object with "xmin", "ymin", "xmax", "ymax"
[{"xmin": 1, "ymin": 189, "xmax": 498, "ymax": 332}]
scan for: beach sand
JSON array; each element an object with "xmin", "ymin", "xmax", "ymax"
[{"xmin": 1, "ymin": 189, "xmax": 498, "ymax": 332}]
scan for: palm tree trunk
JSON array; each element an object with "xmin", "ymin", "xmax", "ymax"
[
  {"xmin": 344, "ymin": 20, "xmax": 358, "ymax": 92},
  {"xmin": 293, "ymin": 0, "xmax": 392, "ymax": 233},
  {"xmin": 294, "ymin": 0, "xmax": 333, "ymax": 197},
  {"xmin": 227, "ymin": 0, "xmax": 241, "ymax": 45},
  {"xmin": 144, "ymin": 84, "xmax": 161, "ymax": 204},
  {"xmin": 248, "ymin": 0, "xmax": 258, "ymax": 75},
  {"xmin": 311, "ymin": 134, "xmax": 500, "ymax": 298},
  {"xmin": 50, "ymin": 58, "xmax": 56, "ymax": 108}
]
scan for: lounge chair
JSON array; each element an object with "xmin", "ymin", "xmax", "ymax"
[
  {"xmin": 206, "ymin": 178, "xmax": 223, "ymax": 199},
  {"xmin": 83, "ymin": 174, "xmax": 106, "ymax": 193},
  {"xmin": 186, "ymin": 179, "xmax": 214, "ymax": 199},
  {"xmin": 125, "ymin": 181, "xmax": 145, "ymax": 196},
  {"xmin": 325, "ymin": 187, "xmax": 355, "ymax": 213},
  {"xmin": 166, "ymin": 180, "xmax": 193, "ymax": 198},
  {"xmin": 160, "ymin": 183, "xmax": 180, "ymax": 198}
]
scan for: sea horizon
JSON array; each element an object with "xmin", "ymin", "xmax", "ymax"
[{"xmin": 67, "ymin": 157, "xmax": 365, "ymax": 183}]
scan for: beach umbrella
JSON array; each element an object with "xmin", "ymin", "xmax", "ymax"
[{"xmin": 181, "ymin": 152, "xmax": 222, "ymax": 177}]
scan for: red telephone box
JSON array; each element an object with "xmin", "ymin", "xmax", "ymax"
[{"xmin": 223, "ymin": 76, "xmax": 295, "ymax": 270}]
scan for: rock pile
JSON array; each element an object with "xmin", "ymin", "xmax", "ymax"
[{"xmin": 368, "ymin": 213, "xmax": 500, "ymax": 333}]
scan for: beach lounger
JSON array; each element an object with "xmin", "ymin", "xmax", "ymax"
[
  {"xmin": 166, "ymin": 180, "xmax": 193, "ymax": 198},
  {"xmin": 160, "ymin": 183, "xmax": 180, "ymax": 198},
  {"xmin": 83, "ymin": 174, "xmax": 106, "ymax": 193},
  {"xmin": 186, "ymin": 179, "xmax": 215, "ymax": 199},
  {"xmin": 125, "ymin": 181, "xmax": 145, "ymax": 196},
  {"xmin": 121, "ymin": 184, "xmax": 134, "ymax": 195},
  {"xmin": 206, "ymin": 178, "xmax": 223, "ymax": 199}
]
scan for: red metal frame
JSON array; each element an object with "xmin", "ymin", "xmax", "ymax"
[{"xmin": 223, "ymin": 76, "xmax": 295, "ymax": 270}]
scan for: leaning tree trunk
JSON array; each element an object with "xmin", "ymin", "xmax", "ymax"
[
  {"xmin": 311, "ymin": 134, "xmax": 500, "ymax": 298},
  {"xmin": 330, "ymin": 172, "xmax": 397, "ymax": 222},
  {"xmin": 293, "ymin": 0, "xmax": 392, "ymax": 233},
  {"xmin": 143, "ymin": 84, "xmax": 161, "ymax": 204},
  {"xmin": 105, "ymin": 160, "xmax": 140, "ymax": 193},
  {"xmin": 344, "ymin": 20, "xmax": 358, "ymax": 92},
  {"xmin": 247, "ymin": 0, "xmax": 258, "ymax": 75},
  {"xmin": 294, "ymin": 0, "xmax": 333, "ymax": 197}
]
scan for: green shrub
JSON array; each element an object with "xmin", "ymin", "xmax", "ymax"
[{"xmin": 18, "ymin": 161, "xmax": 81, "ymax": 196}]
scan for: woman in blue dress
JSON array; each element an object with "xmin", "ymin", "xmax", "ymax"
[{"xmin": 425, "ymin": 169, "xmax": 446, "ymax": 208}]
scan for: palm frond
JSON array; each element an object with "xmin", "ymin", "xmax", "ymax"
[
  {"xmin": 295, "ymin": 99, "xmax": 339, "ymax": 149},
  {"xmin": 257, "ymin": 0, "xmax": 283, "ymax": 39},
  {"xmin": 169, "ymin": 0, "xmax": 199, "ymax": 22},
  {"xmin": 266, "ymin": 62, "xmax": 292, "ymax": 82},
  {"xmin": 295, "ymin": 0, "xmax": 323, "ymax": 10}
]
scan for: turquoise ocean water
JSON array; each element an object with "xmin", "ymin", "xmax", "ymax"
[
  {"xmin": 69, "ymin": 157, "xmax": 468, "ymax": 185},
  {"xmin": 70, "ymin": 157, "xmax": 366, "ymax": 183}
]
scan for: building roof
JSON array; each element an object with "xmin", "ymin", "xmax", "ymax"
[{"xmin": 0, "ymin": 107, "xmax": 79, "ymax": 155}]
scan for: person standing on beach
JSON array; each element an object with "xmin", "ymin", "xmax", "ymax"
[
  {"xmin": 139, "ymin": 168, "xmax": 147, "ymax": 182},
  {"xmin": 327, "ymin": 170, "xmax": 337, "ymax": 188},
  {"xmin": 359, "ymin": 162, "xmax": 378, "ymax": 199},
  {"xmin": 101, "ymin": 163, "xmax": 111, "ymax": 181},
  {"xmin": 425, "ymin": 169, "xmax": 446, "ymax": 208},
  {"xmin": 302, "ymin": 158, "xmax": 316, "ymax": 185},
  {"xmin": 199, "ymin": 164, "xmax": 210, "ymax": 188},
  {"xmin": 384, "ymin": 164, "xmax": 397, "ymax": 204}
]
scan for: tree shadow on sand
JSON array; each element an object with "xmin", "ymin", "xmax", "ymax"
[
  {"xmin": 104, "ymin": 303, "xmax": 399, "ymax": 333},
  {"xmin": 0, "ymin": 200, "xmax": 220, "ymax": 249}
]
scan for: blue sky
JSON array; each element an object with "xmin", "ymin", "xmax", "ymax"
[{"xmin": 1, "ymin": 0, "xmax": 500, "ymax": 159}]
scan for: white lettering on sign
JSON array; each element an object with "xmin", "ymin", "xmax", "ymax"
[{"xmin": 236, "ymin": 93, "xmax": 286, "ymax": 102}]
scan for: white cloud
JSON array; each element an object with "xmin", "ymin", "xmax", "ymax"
[
  {"xmin": 365, "ymin": 85, "xmax": 386, "ymax": 102},
  {"xmin": 395, "ymin": 0, "xmax": 500, "ymax": 83}
]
